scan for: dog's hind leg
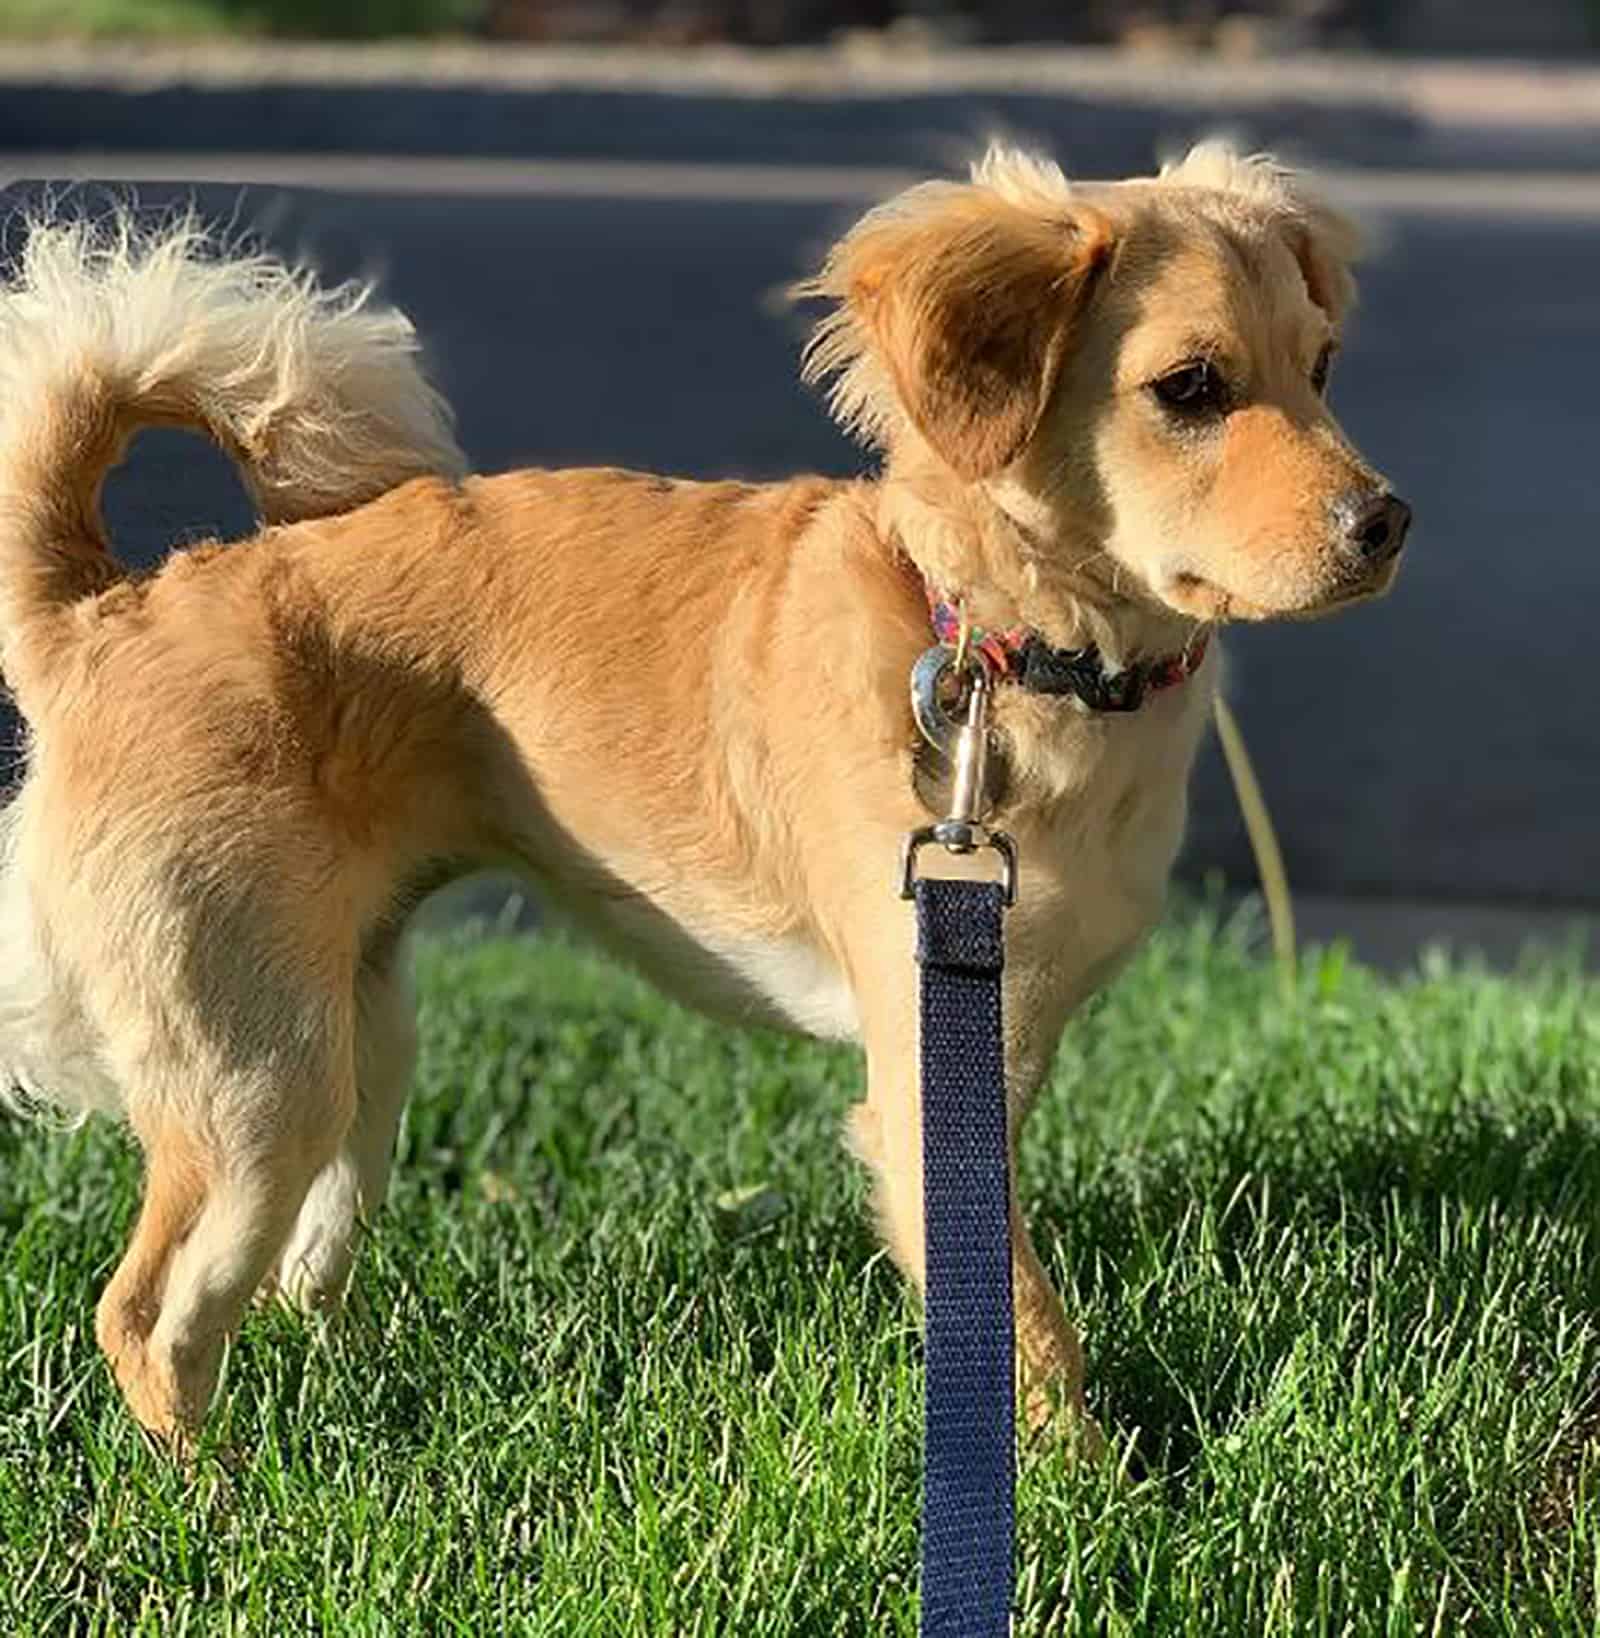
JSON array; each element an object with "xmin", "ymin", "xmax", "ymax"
[
  {"xmin": 94, "ymin": 1114, "xmax": 210, "ymax": 1439},
  {"xmin": 97, "ymin": 1036, "xmax": 355, "ymax": 1443},
  {"xmin": 269, "ymin": 956, "xmax": 417, "ymax": 1315}
]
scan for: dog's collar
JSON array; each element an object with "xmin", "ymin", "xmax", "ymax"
[{"xmin": 926, "ymin": 592, "xmax": 1208, "ymax": 714}]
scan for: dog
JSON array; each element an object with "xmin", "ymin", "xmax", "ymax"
[{"xmin": 0, "ymin": 142, "xmax": 1407, "ymax": 1446}]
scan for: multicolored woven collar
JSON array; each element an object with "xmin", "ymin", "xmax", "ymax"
[{"xmin": 927, "ymin": 595, "xmax": 1209, "ymax": 714}]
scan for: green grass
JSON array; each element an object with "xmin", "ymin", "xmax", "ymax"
[
  {"xmin": 3, "ymin": 907, "xmax": 1600, "ymax": 1634},
  {"xmin": 0, "ymin": 0, "xmax": 484, "ymax": 40}
]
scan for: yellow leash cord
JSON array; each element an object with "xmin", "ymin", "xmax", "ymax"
[{"xmin": 1212, "ymin": 694, "xmax": 1297, "ymax": 985}]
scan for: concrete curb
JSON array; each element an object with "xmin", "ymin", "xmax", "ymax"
[
  {"xmin": 7, "ymin": 153, "xmax": 1600, "ymax": 219},
  {"xmin": 1, "ymin": 42, "xmax": 1597, "ymax": 173}
]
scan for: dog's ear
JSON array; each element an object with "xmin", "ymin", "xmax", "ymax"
[
  {"xmin": 800, "ymin": 188, "xmax": 1114, "ymax": 480},
  {"xmin": 1284, "ymin": 199, "xmax": 1362, "ymax": 325}
]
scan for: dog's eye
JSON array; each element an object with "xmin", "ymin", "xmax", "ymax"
[
  {"xmin": 1151, "ymin": 361, "xmax": 1226, "ymax": 416},
  {"xmin": 1311, "ymin": 344, "xmax": 1335, "ymax": 396}
]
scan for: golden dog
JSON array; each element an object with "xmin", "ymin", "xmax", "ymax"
[{"xmin": 0, "ymin": 142, "xmax": 1407, "ymax": 1445}]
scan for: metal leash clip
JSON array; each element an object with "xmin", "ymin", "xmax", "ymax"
[{"xmin": 901, "ymin": 651, "xmax": 1018, "ymax": 905}]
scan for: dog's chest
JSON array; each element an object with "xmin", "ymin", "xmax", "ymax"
[
  {"xmin": 696, "ymin": 717, "xmax": 1199, "ymax": 1049},
  {"xmin": 558, "ymin": 671, "xmax": 1211, "ymax": 1051},
  {"xmin": 998, "ymin": 683, "xmax": 1214, "ymax": 1017}
]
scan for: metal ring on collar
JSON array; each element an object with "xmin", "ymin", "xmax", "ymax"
[{"xmin": 911, "ymin": 644, "xmax": 981, "ymax": 756}]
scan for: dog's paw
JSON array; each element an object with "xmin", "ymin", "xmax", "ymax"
[{"xmin": 1021, "ymin": 1375, "xmax": 1106, "ymax": 1463}]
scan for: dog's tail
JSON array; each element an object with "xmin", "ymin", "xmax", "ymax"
[{"xmin": 0, "ymin": 207, "xmax": 465, "ymax": 707}]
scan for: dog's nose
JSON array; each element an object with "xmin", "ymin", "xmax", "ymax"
[{"xmin": 1336, "ymin": 492, "xmax": 1412, "ymax": 563}]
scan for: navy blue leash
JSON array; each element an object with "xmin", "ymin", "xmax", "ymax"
[
  {"xmin": 914, "ymin": 876, "xmax": 1016, "ymax": 1638},
  {"xmin": 902, "ymin": 649, "xmax": 1018, "ymax": 1636}
]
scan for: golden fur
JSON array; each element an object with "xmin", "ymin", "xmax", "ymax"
[{"xmin": 0, "ymin": 144, "xmax": 1406, "ymax": 1445}]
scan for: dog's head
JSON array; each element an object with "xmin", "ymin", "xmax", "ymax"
[{"xmin": 801, "ymin": 141, "xmax": 1408, "ymax": 623}]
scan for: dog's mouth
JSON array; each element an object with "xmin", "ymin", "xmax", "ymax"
[{"xmin": 1157, "ymin": 549, "xmax": 1404, "ymax": 624}]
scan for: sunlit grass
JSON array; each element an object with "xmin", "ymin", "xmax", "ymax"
[{"xmin": 2, "ymin": 908, "xmax": 1598, "ymax": 1633}]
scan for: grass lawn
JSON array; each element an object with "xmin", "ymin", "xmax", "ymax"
[
  {"xmin": 0, "ymin": 0, "xmax": 481, "ymax": 40},
  {"xmin": 2, "ymin": 906, "xmax": 1599, "ymax": 1634}
]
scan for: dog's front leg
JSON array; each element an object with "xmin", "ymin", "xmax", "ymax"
[
  {"xmin": 1007, "ymin": 1181, "xmax": 1099, "ymax": 1449},
  {"xmin": 844, "ymin": 924, "xmax": 1099, "ymax": 1450}
]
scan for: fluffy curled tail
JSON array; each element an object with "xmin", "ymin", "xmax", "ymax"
[{"xmin": 0, "ymin": 208, "xmax": 465, "ymax": 706}]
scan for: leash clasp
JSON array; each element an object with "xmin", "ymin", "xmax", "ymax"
[{"xmin": 901, "ymin": 657, "xmax": 1018, "ymax": 905}]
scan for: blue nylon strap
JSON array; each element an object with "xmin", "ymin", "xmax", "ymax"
[{"xmin": 915, "ymin": 876, "xmax": 1015, "ymax": 1638}]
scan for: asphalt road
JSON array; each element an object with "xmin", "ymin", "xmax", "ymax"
[{"xmin": 1, "ymin": 159, "xmax": 1597, "ymax": 948}]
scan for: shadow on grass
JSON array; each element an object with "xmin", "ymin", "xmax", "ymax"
[{"xmin": 1029, "ymin": 1092, "xmax": 1600, "ymax": 1486}]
